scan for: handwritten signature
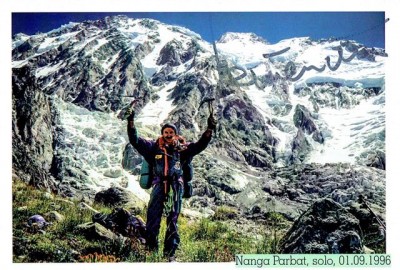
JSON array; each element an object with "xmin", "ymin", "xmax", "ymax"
[{"xmin": 228, "ymin": 44, "xmax": 373, "ymax": 89}]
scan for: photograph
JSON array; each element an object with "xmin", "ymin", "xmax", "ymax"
[{"xmin": 4, "ymin": 0, "xmax": 400, "ymax": 269}]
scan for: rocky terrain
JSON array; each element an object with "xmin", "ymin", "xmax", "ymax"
[{"xmin": 12, "ymin": 15, "xmax": 386, "ymax": 253}]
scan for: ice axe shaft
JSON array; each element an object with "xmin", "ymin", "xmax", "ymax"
[
  {"xmin": 208, "ymin": 101, "xmax": 214, "ymax": 115},
  {"xmin": 199, "ymin": 97, "xmax": 217, "ymax": 136}
]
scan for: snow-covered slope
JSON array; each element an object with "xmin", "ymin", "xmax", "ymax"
[{"xmin": 216, "ymin": 33, "xmax": 385, "ymax": 166}]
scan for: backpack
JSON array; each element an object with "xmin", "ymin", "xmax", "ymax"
[
  {"xmin": 139, "ymin": 158, "xmax": 153, "ymax": 189},
  {"xmin": 181, "ymin": 158, "xmax": 194, "ymax": 198},
  {"xmin": 92, "ymin": 208, "xmax": 146, "ymax": 243}
]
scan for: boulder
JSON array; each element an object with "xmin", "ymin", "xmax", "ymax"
[
  {"xmin": 94, "ymin": 186, "xmax": 146, "ymax": 213},
  {"xmin": 279, "ymin": 198, "xmax": 364, "ymax": 254},
  {"xmin": 77, "ymin": 222, "xmax": 123, "ymax": 241}
]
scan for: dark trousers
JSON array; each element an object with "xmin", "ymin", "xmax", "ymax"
[{"xmin": 145, "ymin": 180, "xmax": 183, "ymax": 256}]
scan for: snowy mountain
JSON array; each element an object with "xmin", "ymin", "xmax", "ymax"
[{"xmin": 12, "ymin": 15, "xmax": 386, "ymax": 221}]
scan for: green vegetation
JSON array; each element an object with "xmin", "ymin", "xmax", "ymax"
[
  {"xmin": 211, "ymin": 205, "xmax": 238, "ymax": 221},
  {"xmin": 12, "ymin": 178, "xmax": 286, "ymax": 263}
]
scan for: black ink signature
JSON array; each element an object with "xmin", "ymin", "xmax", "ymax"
[{"xmin": 229, "ymin": 44, "xmax": 369, "ymax": 89}]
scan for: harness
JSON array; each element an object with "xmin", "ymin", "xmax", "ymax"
[{"xmin": 154, "ymin": 135, "xmax": 188, "ymax": 214}]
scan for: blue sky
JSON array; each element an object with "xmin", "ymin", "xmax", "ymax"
[{"xmin": 12, "ymin": 12, "xmax": 386, "ymax": 48}]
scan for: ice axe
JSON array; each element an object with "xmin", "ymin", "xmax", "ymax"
[
  {"xmin": 198, "ymin": 97, "xmax": 215, "ymax": 115},
  {"xmin": 119, "ymin": 96, "xmax": 141, "ymax": 120}
]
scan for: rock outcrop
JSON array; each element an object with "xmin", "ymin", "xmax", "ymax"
[
  {"xmin": 279, "ymin": 198, "xmax": 364, "ymax": 254},
  {"xmin": 12, "ymin": 65, "xmax": 57, "ymax": 191}
]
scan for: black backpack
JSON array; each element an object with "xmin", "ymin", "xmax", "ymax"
[
  {"xmin": 92, "ymin": 208, "xmax": 146, "ymax": 243},
  {"xmin": 181, "ymin": 158, "xmax": 194, "ymax": 198}
]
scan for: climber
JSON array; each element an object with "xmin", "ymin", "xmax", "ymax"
[{"xmin": 126, "ymin": 108, "xmax": 216, "ymax": 262}]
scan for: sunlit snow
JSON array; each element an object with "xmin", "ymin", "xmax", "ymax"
[{"xmin": 136, "ymin": 82, "xmax": 177, "ymax": 127}]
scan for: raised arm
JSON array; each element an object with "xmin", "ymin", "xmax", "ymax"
[
  {"xmin": 127, "ymin": 111, "xmax": 155, "ymax": 162},
  {"xmin": 183, "ymin": 114, "xmax": 216, "ymax": 157}
]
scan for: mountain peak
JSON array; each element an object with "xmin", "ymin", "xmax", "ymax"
[{"xmin": 218, "ymin": 32, "xmax": 268, "ymax": 44}]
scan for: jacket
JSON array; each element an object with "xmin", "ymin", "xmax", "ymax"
[{"xmin": 127, "ymin": 124, "xmax": 212, "ymax": 183}]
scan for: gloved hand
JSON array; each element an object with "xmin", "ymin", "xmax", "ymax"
[
  {"xmin": 207, "ymin": 114, "xmax": 217, "ymax": 130},
  {"xmin": 182, "ymin": 181, "xmax": 193, "ymax": 198},
  {"xmin": 127, "ymin": 108, "xmax": 135, "ymax": 121}
]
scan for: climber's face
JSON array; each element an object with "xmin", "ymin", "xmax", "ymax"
[{"xmin": 162, "ymin": 128, "xmax": 176, "ymax": 144}]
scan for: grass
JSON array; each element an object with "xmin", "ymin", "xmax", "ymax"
[{"xmin": 12, "ymin": 177, "xmax": 286, "ymax": 263}]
